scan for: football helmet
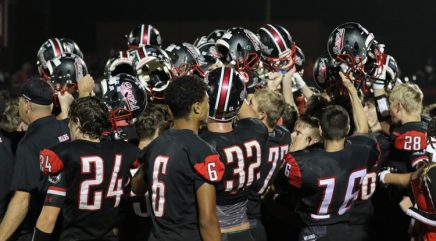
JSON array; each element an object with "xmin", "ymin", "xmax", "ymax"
[
  {"xmin": 37, "ymin": 38, "xmax": 66, "ymax": 80},
  {"xmin": 103, "ymin": 50, "xmax": 135, "ymax": 80},
  {"xmin": 165, "ymin": 42, "xmax": 209, "ymax": 77},
  {"xmin": 102, "ymin": 73, "xmax": 147, "ymax": 130},
  {"xmin": 61, "ymin": 38, "xmax": 84, "ymax": 59},
  {"xmin": 131, "ymin": 45, "xmax": 174, "ymax": 102},
  {"xmin": 206, "ymin": 66, "xmax": 247, "ymax": 121},
  {"xmin": 46, "ymin": 53, "xmax": 88, "ymax": 93},
  {"xmin": 193, "ymin": 35, "xmax": 208, "ymax": 47},
  {"xmin": 295, "ymin": 46, "xmax": 305, "ymax": 73},
  {"xmin": 215, "ymin": 27, "xmax": 262, "ymax": 72},
  {"xmin": 127, "ymin": 24, "xmax": 162, "ymax": 49},
  {"xmin": 312, "ymin": 53, "xmax": 346, "ymax": 98},
  {"xmin": 207, "ymin": 29, "xmax": 226, "ymax": 43},
  {"xmin": 327, "ymin": 22, "xmax": 375, "ymax": 72},
  {"xmin": 258, "ymin": 24, "xmax": 296, "ymax": 71}
]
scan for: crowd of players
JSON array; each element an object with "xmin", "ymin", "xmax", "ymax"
[{"xmin": 0, "ymin": 22, "xmax": 435, "ymax": 241}]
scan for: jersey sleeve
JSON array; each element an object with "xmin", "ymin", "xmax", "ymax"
[
  {"xmin": 39, "ymin": 148, "xmax": 65, "ymax": 175},
  {"xmin": 282, "ymin": 152, "xmax": 305, "ymax": 188},
  {"xmin": 393, "ymin": 129, "xmax": 428, "ymax": 168},
  {"xmin": 44, "ymin": 171, "xmax": 67, "ymax": 208},
  {"xmin": 188, "ymin": 138, "xmax": 225, "ymax": 185},
  {"xmin": 10, "ymin": 144, "xmax": 40, "ymax": 192}
]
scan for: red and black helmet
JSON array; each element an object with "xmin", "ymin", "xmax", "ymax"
[
  {"xmin": 206, "ymin": 66, "xmax": 247, "ymax": 121},
  {"xmin": 127, "ymin": 24, "xmax": 162, "ymax": 50},
  {"xmin": 258, "ymin": 24, "xmax": 296, "ymax": 72},
  {"xmin": 46, "ymin": 53, "xmax": 88, "ymax": 93},
  {"xmin": 165, "ymin": 42, "xmax": 209, "ymax": 77},
  {"xmin": 102, "ymin": 73, "xmax": 147, "ymax": 130},
  {"xmin": 327, "ymin": 22, "xmax": 375, "ymax": 73},
  {"xmin": 312, "ymin": 53, "xmax": 346, "ymax": 98},
  {"xmin": 215, "ymin": 27, "xmax": 262, "ymax": 72}
]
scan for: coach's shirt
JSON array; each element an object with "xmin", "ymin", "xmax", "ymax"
[
  {"xmin": 0, "ymin": 130, "xmax": 14, "ymax": 221},
  {"xmin": 10, "ymin": 115, "xmax": 70, "ymax": 235},
  {"xmin": 281, "ymin": 134, "xmax": 380, "ymax": 226},
  {"xmin": 140, "ymin": 129, "xmax": 224, "ymax": 241}
]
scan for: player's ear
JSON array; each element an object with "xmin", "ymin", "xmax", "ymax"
[{"xmin": 192, "ymin": 101, "xmax": 201, "ymax": 115}]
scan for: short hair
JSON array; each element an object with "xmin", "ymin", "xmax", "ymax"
[
  {"xmin": 320, "ymin": 105, "xmax": 350, "ymax": 140},
  {"xmin": 282, "ymin": 104, "xmax": 298, "ymax": 132},
  {"xmin": 425, "ymin": 103, "xmax": 436, "ymax": 118},
  {"xmin": 304, "ymin": 94, "xmax": 330, "ymax": 119},
  {"xmin": 165, "ymin": 75, "xmax": 208, "ymax": 119},
  {"xmin": 0, "ymin": 98, "xmax": 20, "ymax": 132},
  {"xmin": 389, "ymin": 83, "xmax": 423, "ymax": 114},
  {"xmin": 253, "ymin": 89, "xmax": 286, "ymax": 128},
  {"xmin": 295, "ymin": 114, "xmax": 321, "ymax": 140},
  {"xmin": 68, "ymin": 96, "xmax": 110, "ymax": 139},
  {"xmin": 135, "ymin": 103, "xmax": 170, "ymax": 140}
]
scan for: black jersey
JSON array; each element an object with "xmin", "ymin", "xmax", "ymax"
[
  {"xmin": 140, "ymin": 129, "xmax": 224, "ymax": 241},
  {"xmin": 10, "ymin": 115, "xmax": 70, "ymax": 235},
  {"xmin": 281, "ymin": 134, "xmax": 380, "ymax": 226},
  {"xmin": 0, "ymin": 131, "xmax": 14, "ymax": 221},
  {"xmin": 39, "ymin": 140, "xmax": 139, "ymax": 241},
  {"xmin": 388, "ymin": 121, "xmax": 428, "ymax": 172},
  {"xmin": 200, "ymin": 118, "xmax": 268, "ymax": 205},
  {"xmin": 247, "ymin": 125, "xmax": 290, "ymax": 220}
]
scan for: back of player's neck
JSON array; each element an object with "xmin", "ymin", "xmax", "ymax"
[
  {"xmin": 207, "ymin": 119, "xmax": 233, "ymax": 133},
  {"xmin": 401, "ymin": 114, "xmax": 421, "ymax": 124},
  {"xmin": 138, "ymin": 139, "xmax": 153, "ymax": 150},
  {"xmin": 172, "ymin": 119, "xmax": 199, "ymax": 134},
  {"xmin": 323, "ymin": 139, "xmax": 345, "ymax": 152}
]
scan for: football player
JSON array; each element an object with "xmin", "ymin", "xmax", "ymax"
[
  {"xmin": 33, "ymin": 96, "xmax": 139, "ymax": 241},
  {"xmin": 132, "ymin": 75, "xmax": 224, "ymax": 241},
  {"xmin": 246, "ymin": 88, "xmax": 290, "ymax": 241},
  {"xmin": 200, "ymin": 66, "xmax": 268, "ymax": 240}
]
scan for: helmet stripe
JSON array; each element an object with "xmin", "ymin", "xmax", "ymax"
[
  {"xmin": 143, "ymin": 25, "xmax": 149, "ymax": 46},
  {"xmin": 266, "ymin": 25, "xmax": 287, "ymax": 53},
  {"xmin": 50, "ymin": 38, "xmax": 63, "ymax": 57},
  {"xmin": 140, "ymin": 24, "xmax": 145, "ymax": 46},
  {"xmin": 216, "ymin": 67, "xmax": 231, "ymax": 120}
]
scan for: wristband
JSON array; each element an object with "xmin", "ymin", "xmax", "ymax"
[{"xmin": 32, "ymin": 227, "xmax": 51, "ymax": 241}]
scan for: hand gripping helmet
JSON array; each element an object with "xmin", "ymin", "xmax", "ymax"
[
  {"xmin": 127, "ymin": 24, "xmax": 162, "ymax": 50},
  {"xmin": 258, "ymin": 24, "xmax": 296, "ymax": 71},
  {"xmin": 327, "ymin": 22, "xmax": 375, "ymax": 73},
  {"xmin": 103, "ymin": 50, "xmax": 135, "ymax": 80},
  {"xmin": 165, "ymin": 42, "xmax": 209, "ymax": 77},
  {"xmin": 102, "ymin": 73, "xmax": 147, "ymax": 130},
  {"xmin": 46, "ymin": 53, "xmax": 88, "ymax": 93},
  {"xmin": 206, "ymin": 66, "xmax": 247, "ymax": 121},
  {"xmin": 131, "ymin": 45, "xmax": 174, "ymax": 102},
  {"xmin": 215, "ymin": 27, "xmax": 262, "ymax": 72}
]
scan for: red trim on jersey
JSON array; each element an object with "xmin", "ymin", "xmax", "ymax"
[
  {"xmin": 40, "ymin": 149, "xmax": 64, "ymax": 175},
  {"xmin": 193, "ymin": 154, "xmax": 224, "ymax": 182},
  {"xmin": 412, "ymin": 156, "xmax": 429, "ymax": 167},
  {"xmin": 285, "ymin": 153, "xmax": 302, "ymax": 188},
  {"xmin": 394, "ymin": 130, "xmax": 427, "ymax": 151},
  {"xmin": 266, "ymin": 25, "xmax": 286, "ymax": 52},
  {"xmin": 48, "ymin": 186, "xmax": 66, "ymax": 192},
  {"xmin": 216, "ymin": 67, "xmax": 231, "ymax": 119}
]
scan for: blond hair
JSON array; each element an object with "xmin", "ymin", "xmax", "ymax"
[
  {"xmin": 253, "ymin": 89, "xmax": 286, "ymax": 128},
  {"xmin": 389, "ymin": 83, "xmax": 423, "ymax": 115}
]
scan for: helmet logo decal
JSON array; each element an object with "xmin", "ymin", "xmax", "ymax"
[
  {"xmin": 333, "ymin": 28, "xmax": 345, "ymax": 55},
  {"xmin": 121, "ymin": 82, "xmax": 140, "ymax": 111}
]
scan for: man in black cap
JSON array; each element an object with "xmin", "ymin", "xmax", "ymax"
[{"xmin": 0, "ymin": 79, "xmax": 70, "ymax": 241}]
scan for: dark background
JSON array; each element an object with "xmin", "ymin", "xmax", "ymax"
[{"xmin": 1, "ymin": 0, "xmax": 436, "ymax": 95}]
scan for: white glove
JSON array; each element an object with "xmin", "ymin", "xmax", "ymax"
[{"xmin": 292, "ymin": 72, "xmax": 306, "ymax": 91}]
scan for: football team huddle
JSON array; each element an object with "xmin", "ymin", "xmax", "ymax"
[{"xmin": 0, "ymin": 22, "xmax": 435, "ymax": 241}]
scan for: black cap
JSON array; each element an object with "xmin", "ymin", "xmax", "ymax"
[{"xmin": 20, "ymin": 79, "xmax": 54, "ymax": 105}]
